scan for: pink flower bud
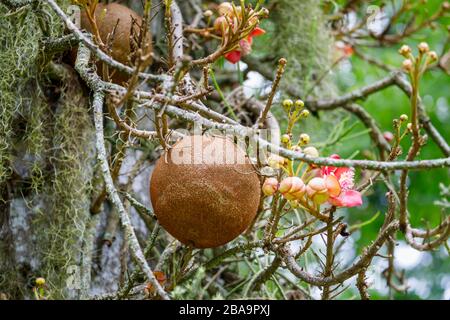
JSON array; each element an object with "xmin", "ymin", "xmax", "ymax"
[
  {"xmin": 234, "ymin": 6, "xmax": 243, "ymax": 19},
  {"xmin": 398, "ymin": 45, "xmax": 411, "ymax": 57},
  {"xmin": 306, "ymin": 177, "xmax": 329, "ymax": 205},
  {"xmin": 306, "ymin": 177, "xmax": 326, "ymax": 194},
  {"xmin": 383, "ymin": 131, "xmax": 394, "ymax": 142},
  {"xmin": 239, "ymin": 39, "xmax": 252, "ymax": 56},
  {"xmin": 311, "ymin": 191, "xmax": 329, "ymax": 205},
  {"xmin": 262, "ymin": 177, "xmax": 279, "ymax": 196},
  {"xmin": 279, "ymin": 177, "xmax": 306, "ymax": 201},
  {"xmin": 418, "ymin": 42, "xmax": 429, "ymax": 54},
  {"xmin": 402, "ymin": 59, "xmax": 413, "ymax": 72},
  {"xmin": 218, "ymin": 2, "xmax": 233, "ymax": 16},
  {"xmin": 214, "ymin": 16, "xmax": 229, "ymax": 35},
  {"xmin": 428, "ymin": 51, "xmax": 438, "ymax": 61},
  {"xmin": 248, "ymin": 12, "xmax": 259, "ymax": 26}
]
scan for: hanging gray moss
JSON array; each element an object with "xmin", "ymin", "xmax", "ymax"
[
  {"xmin": 271, "ymin": 0, "xmax": 335, "ymax": 98},
  {"xmin": 0, "ymin": 1, "xmax": 96, "ymax": 299},
  {"xmin": 251, "ymin": 0, "xmax": 344, "ymax": 145},
  {"xmin": 0, "ymin": 2, "xmax": 46, "ymax": 298},
  {"xmin": 36, "ymin": 69, "xmax": 95, "ymax": 299}
]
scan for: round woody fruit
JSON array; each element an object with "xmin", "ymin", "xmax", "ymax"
[
  {"xmin": 78, "ymin": 3, "xmax": 152, "ymax": 84},
  {"xmin": 150, "ymin": 135, "xmax": 260, "ymax": 248}
]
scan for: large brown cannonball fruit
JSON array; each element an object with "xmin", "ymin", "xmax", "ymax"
[
  {"xmin": 150, "ymin": 135, "xmax": 261, "ymax": 248},
  {"xmin": 77, "ymin": 3, "xmax": 152, "ymax": 84}
]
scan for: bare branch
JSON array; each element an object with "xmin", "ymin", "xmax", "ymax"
[
  {"xmin": 76, "ymin": 43, "xmax": 169, "ymax": 300},
  {"xmin": 278, "ymin": 220, "xmax": 399, "ymax": 286},
  {"xmin": 405, "ymin": 223, "xmax": 450, "ymax": 252},
  {"xmin": 306, "ymin": 72, "xmax": 399, "ymax": 111}
]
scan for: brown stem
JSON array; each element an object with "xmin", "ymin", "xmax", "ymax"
[{"xmin": 322, "ymin": 211, "xmax": 335, "ymax": 300}]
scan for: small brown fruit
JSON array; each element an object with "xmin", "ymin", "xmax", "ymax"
[
  {"xmin": 78, "ymin": 3, "xmax": 152, "ymax": 84},
  {"xmin": 150, "ymin": 135, "xmax": 260, "ymax": 248}
]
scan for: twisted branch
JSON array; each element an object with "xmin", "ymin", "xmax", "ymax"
[
  {"xmin": 278, "ymin": 220, "xmax": 399, "ymax": 286},
  {"xmin": 76, "ymin": 44, "xmax": 169, "ymax": 300}
]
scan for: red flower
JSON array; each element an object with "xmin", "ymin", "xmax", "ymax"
[
  {"xmin": 224, "ymin": 27, "xmax": 265, "ymax": 64},
  {"xmin": 319, "ymin": 154, "xmax": 363, "ymax": 208}
]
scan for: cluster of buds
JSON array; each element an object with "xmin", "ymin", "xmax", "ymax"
[
  {"xmin": 389, "ymin": 113, "xmax": 414, "ymax": 143},
  {"xmin": 262, "ymin": 95, "xmax": 363, "ymax": 210},
  {"xmin": 282, "ymin": 99, "xmax": 307, "ymax": 116},
  {"xmin": 282, "ymin": 98, "xmax": 310, "ymax": 138},
  {"xmin": 386, "ymin": 114, "xmax": 410, "ymax": 143},
  {"xmin": 212, "ymin": 2, "xmax": 268, "ymax": 63},
  {"xmin": 262, "ymin": 154, "xmax": 363, "ymax": 209},
  {"xmin": 399, "ymin": 42, "xmax": 438, "ymax": 73},
  {"xmin": 266, "ymin": 97, "xmax": 318, "ymax": 175}
]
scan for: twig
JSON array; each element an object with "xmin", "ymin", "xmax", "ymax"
[
  {"xmin": 356, "ymin": 268, "xmax": 370, "ymax": 300},
  {"xmin": 80, "ymin": 214, "xmax": 100, "ymax": 299},
  {"xmin": 92, "ymin": 90, "xmax": 169, "ymax": 300},
  {"xmin": 321, "ymin": 211, "xmax": 336, "ymax": 300},
  {"xmin": 118, "ymin": 222, "xmax": 161, "ymax": 299},
  {"xmin": 122, "ymin": 192, "xmax": 156, "ymax": 221},
  {"xmin": 244, "ymin": 256, "xmax": 282, "ymax": 296},
  {"xmin": 170, "ymin": 0, "xmax": 184, "ymax": 64},
  {"xmin": 306, "ymin": 71, "xmax": 400, "ymax": 111},
  {"xmin": 205, "ymin": 241, "xmax": 263, "ymax": 270},
  {"xmin": 257, "ymin": 58, "xmax": 287, "ymax": 128},
  {"xmin": 405, "ymin": 223, "xmax": 450, "ymax": 251},
  {"xmin": 343, "ymin": 103, "xmax": 391, "ymax": 156}
]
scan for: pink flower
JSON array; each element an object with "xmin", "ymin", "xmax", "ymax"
[
  {"xmin": 319, "ymin": 154, "xmax": 363, "ymax": 208},
  {"xmin": 224, "ymin": 27, "xmax": 265, "ymax": 64}
]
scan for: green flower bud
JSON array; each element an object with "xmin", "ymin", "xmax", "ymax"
[
  {"xmin": 282, "ymin": 99, "xmax": 293, "ymax": 112},
  {"xmin": 299, "ymin": 133, "xmax": 310, "ymax": 145},
  {"xmin": 300, "ymin": 110, "xmax": 310, "ymax": 118},
  {"xmin": 281, "ymin": 134, "xmax": 291, "ymax": 144},
  {"xmin": 36, "ymin": 277, "xmax": 46, "ymax": 286},
  {"xmin": 295, "ymin": 99, "xmax": 304, "ymax": 109}
]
